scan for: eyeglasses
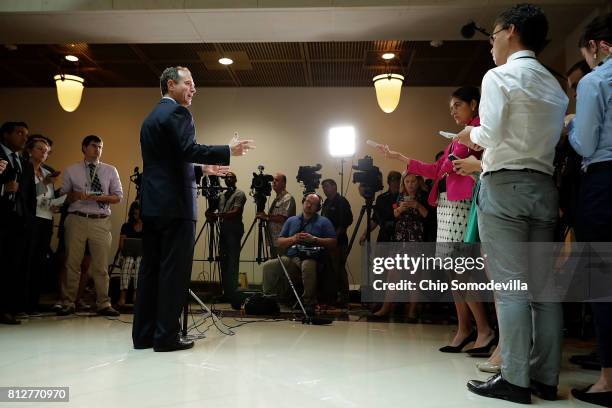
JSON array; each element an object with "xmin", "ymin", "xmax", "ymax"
[{"xmin": 489, "ymin": 27, "xmax": 507, "ymax": 45}]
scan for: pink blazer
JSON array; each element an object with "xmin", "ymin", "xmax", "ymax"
[{"xmin": 407, "ymin": 116, "xmax": 481, "ymax": 207}]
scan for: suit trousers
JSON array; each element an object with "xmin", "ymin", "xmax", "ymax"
[
  {"xmin": 62, "ymin": 214, "xmax": 112, "ymax": 310},
  {"xmin": 0, "ymin": 214, "xmax": 29, "ymax": 313},
  {"xmin": 132, "ymin": 217, "xmax": 195, "ymax": 347},
  {"xmin": 574, "ymin": 166, "xmax": 612, "ymax": 368},
  {"xmin": 477, "ymin": 171, "xmax": 563, "ymax": 388}
]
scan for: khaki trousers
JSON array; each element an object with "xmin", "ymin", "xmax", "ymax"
[{"xmin": 62, "ymin": 214, "xmax": 112, "ymax": 309}]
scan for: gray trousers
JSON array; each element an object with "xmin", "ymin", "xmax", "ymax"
[
  {"xmin": 477, "ymin": 171, "xmax": 563, "ymax": 388},
  {"xmin": 262, "ymin": 256, "xmax": 318, "ymax": 305}
]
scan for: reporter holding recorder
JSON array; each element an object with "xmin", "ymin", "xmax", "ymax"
[{"xmin": 374, "ymin": 86, "xmax": 495, "ymax": 356}]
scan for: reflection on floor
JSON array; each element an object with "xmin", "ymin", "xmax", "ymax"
[{"xmin": 0, "ymin": 311, "xmax": 598, "ymax": 408}]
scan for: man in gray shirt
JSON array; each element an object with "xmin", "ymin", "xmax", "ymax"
[{"xmin": 209, "ymin": 172, "xmax": 246, "ymax": 300}]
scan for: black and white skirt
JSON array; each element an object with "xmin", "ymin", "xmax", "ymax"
[{"xmin": 436, "ymin": 192, "xmax": 471, "ymax": 243}]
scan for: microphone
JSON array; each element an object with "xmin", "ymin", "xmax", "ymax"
[
  {"xmin": 41, "ymin": 163, "xmax": 58, "ymax": 174},
  {"xmin": 460, "ymin": 21, "xmax": 491, "ymax": 39},
  {"xmin": 461, "ymin": 21, "xmax": 477, "ymax": 38}
]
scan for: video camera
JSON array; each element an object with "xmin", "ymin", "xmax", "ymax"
[
  {"xmin": 352, "ymin": 155, "xmax": 383, "ymax": 199},
  {"xmin": 296, "ymin": 163, "xmax": 322, "ymax": 196},
  {"xmin": 250, "ymin": 165, "xmax": 274, "ymax": 213}
]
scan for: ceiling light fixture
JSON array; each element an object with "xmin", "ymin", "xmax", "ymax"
[
  {"xmin": 54, "ymin": 73, "xmax": 85, "ymax": 112},
  {"xmin": 218, "ymin": 57, "xmax": 233, "ymax": 65},
  {"xmin": 373, "ymin": 53, "xmax": 404, "ymax": 114},
  {"xmin": 65, "ymin": 55, "xmax": 79, "ymax": 62}
]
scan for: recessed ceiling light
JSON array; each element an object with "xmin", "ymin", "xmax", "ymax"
[
  {"xmin": 65, "ymin": 55, "xmax": 79, "ymax": 62},
  {"xmin": 382, "ymin": 53, "xmax": 395, "ymax": 60},
  {"xmin": 218, "ymin": 57, "xmax": 233, "ymax": 65}
]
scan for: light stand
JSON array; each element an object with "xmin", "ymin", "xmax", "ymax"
[{"xmin": 329, "ymin": 126, "xmax": 356, "ymax": 195}]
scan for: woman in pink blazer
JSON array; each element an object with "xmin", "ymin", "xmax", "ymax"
[{"xmin": 377, "ymin": 86, "xmax": 496, "ymax": 355}]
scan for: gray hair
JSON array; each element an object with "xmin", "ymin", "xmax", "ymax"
[{"xmin": 159, "ymin": 66, "xmax": 189, "ymax": 96}]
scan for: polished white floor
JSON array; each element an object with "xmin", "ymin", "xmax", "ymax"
[{"xmin": 0, "ymin": 314, "xmax": 600, "ymax": 407}]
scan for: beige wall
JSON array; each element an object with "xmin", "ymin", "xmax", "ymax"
[{"xmin": 0, "ymin": 86, "xmax": 460, "ymax": 286}]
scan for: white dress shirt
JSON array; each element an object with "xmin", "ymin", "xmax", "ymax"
[{"xmin": 470, "ymin": 50, "xmax": 568, "ymax": 175}]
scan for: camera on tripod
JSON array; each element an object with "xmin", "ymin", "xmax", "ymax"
[
  {"xmin": 250, "ymin": 165, "xmax": 274, "ymax": 213},
  {"xmin": 296, "ymin": 163, "xmax": 322, "ymax": 196},
  {"xmin": 352, "ymin": 155, "xmax": 383, "ymax": 199}
]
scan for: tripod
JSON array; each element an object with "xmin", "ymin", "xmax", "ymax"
[
  {"xmin": 181, "ymin": 196, "xmax": 232, "ymax": 338},
  {"xmin": 347, "ymin": 196, "xmax": 375, "ymax": 257},
  {"xmin": 241, "ymin": 215, "xmax": 272, "ymax": 264}
]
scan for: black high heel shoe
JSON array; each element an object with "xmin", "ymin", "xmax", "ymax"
[
  {"xmin": 439, "ymin": 330, "xmax": 477, "ymax": 353},
  {"xmin": 571, "ymin": 385, "xmax": 612, "ymax": 407},
  {"xmin": 465, "ymin": 335, "xmax": 499, "ymax": 357}
]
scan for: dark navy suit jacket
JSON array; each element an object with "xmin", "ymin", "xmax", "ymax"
[
  {"xmin": 0, "ymin": 147, "xmax": 36, "ymax": 226},
  {"xmin": 140, "ymin": 98, "xmax": 230, "ymax": 221}
]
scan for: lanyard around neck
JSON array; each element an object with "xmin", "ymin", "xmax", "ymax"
[{"xmin": 84, "ymin": 161, "xmax": 99, "ymax": 186}]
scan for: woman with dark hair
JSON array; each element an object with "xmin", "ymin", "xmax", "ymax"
[
  {"xmin": 117, "ymin": 201, "xmax": 143, "ymax": 308},
  {"xmin": 568, "ymin": 13, "xmax": 612, "ymax": 407},
  {"xmin": 376, "ymin": 86, "xmax": 496, "ymax": 354}
]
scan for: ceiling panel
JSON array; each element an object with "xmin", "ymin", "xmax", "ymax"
[{"xmin": 0, "ymin": 40, "xmax": 496, "ymax": 88}]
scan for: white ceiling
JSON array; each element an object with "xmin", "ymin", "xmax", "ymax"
[{"xmin": 0, "ymin": 2, "xmax": 602, "ymax": 44}]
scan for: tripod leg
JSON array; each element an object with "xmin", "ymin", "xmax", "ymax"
[
  {"xmin": 275, "ymin": 254, "xmax": 309, "ymax": 318},
  {"xmin": 182, "ymin": 293, "xmax": 188, "ymax": 337},
  {"xmin": 240, "ymin": 218, "xmax": 257, "ymax": 252},
  {"xmin": 347, "ymin": 206, "xmax": 366, "ymax": 256}
]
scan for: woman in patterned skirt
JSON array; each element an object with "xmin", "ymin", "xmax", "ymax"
[
  {"xmin": 117, "ymin": 201, "xmax": 143, "ymax": 308},
  {"xmin": 376, "ymin": 86, "xmax": 496, "ymax": 354}
]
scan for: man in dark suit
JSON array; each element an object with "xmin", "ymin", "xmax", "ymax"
[
  {"xmin": 0, "ymin": 122, "xmax": 36, "ymax": 325},
  {"xmin": 133, "ymin": 66, "xmax": 253, "ymax": 352}
]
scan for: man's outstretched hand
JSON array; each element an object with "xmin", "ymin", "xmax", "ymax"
[
  {"xmin": 230, "ymin": 138, "xmax": 255, "ymax": 156},
  {"xmin": 202, "ymin": 165, "xmax": 230, "ymax": 176}
]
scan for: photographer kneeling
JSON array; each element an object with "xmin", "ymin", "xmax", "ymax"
[{"xmin": 262, "ymin": 194, "xmax": 336, "ymax": 310}]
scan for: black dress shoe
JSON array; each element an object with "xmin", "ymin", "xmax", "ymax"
[
  {"xmin": 0, "ymin": 312, "xmax": 21, "ymax": 325},
  {"xmin": 467, "ymin": 373, "xmax": 531, "ymax": 404},
  {"xmin": 570, "ymin": 351, "xmax": 601, "ymax": 371},
  {"xmin": 439, "ymin": 330, "xmax": 477, "ymax": 353},
  {"xmin": 570, "ymin": 351, "xmax": 598, "ymax": 365},
  {"xmin": 133, "ymin": 342, "xmax": 154, "ymax": 350},
  {"xmin": 56, "ymin": 306, "xmax": 75, "ymax": 316},
  {"xmin": 154, "ymin": 339, "xmax": 195, "ymax": 352},
  {"xmin": 572, "ymin": 385, "xmax": 612, "ymax": 407},
  {"xmin": 530, "ymin": 379, "xmax": 557, "ymax": 401},
  {"xmin": 97, "ymin": 306, "xmax": 120, "ymax": 317}
]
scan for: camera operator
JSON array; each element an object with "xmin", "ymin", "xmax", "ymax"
[
  {"xmin": 206, "ymin": 172, "xmax": 246, "ymax": 301},
  {"xmin": 256, "ymin": 172, "xmax": 296, "ymax": 255},
  {"xmin": 262, "ymin": 194, "xmax": 336, "ymax": 310},
  {"xmin": 359, "ymin": 170, "xmax": 401, "ymax": 244},
  {"xmin": 321, "ymin": 179, "xmax": 353, "ymax": 304}
]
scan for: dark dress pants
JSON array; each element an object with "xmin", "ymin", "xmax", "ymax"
[
  {"xmin": 574, "ymin": 166, "xmax": 612, "ymax": 368},
  {"xmin": 0, "ymin": 214, "xmax": 29, "ymax": 314},
  {"xmin": 132, "ymin": 217, "xmax": 195, "ymax": 347}
]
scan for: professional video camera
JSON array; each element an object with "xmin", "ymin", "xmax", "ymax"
[
  {"xmin": 352, "ymin": 155, "xmax": 383, "ymax": 199},
  {"xmin": 199, "ymin": 175, "xmax": 227, "ymax": 212},
  {"xmin": 250, "ymin": 165, "xmax": 274, "ymax": 212},
  {"xmin": 296, "ymin": 163, "xmax": 322, "ymax": 196}
]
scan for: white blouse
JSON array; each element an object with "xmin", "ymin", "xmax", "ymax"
[{"xmin": 35, "ymin": 167, "xmax": 56, "ymax": 220}]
